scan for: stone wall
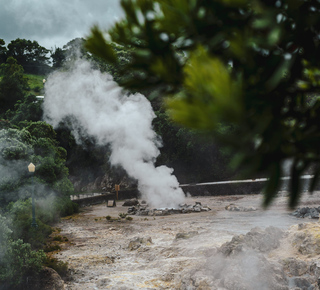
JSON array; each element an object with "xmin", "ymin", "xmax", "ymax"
[{"xmin": 72, "ymin": 189, "xmax": 139, "ymax": 207}]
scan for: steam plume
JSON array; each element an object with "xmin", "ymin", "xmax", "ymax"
[{"xmin": 43, "ymin": 60, "xmax": 185, "ymax": 208}]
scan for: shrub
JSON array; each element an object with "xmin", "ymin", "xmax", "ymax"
[
  {"xmin": 119, "ymin": 213, "xmax": 127, "ymax": 219},
  {"xmin": 0, "ymin": 239, "xmax": 46, "ymax": 285},
  {"xmin": 43, "ymin": 256, "xmax": 68, "ymax": 278},
  {"xmin": 55, "ymin": 197, "xmax": 79, "ymax": 217},
  {"xmin": 34, "ymin": 86, "xmax": 41, "ymax": 93},
  {"xmin": 43, "ymin": 244, "xmax": 61, "ymax": 252},
  {"xmin": 52, "ymin": 235, "xmax": 63, "ymax": 242}
]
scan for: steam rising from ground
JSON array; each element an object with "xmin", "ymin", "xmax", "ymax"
[{"xmin": 43, "ymin": 60, "xmax": 185, "ymax": 208}]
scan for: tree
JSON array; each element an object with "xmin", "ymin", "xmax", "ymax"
[
  {"xmin": 0, "ymin": 123, "xmax": 73, "ymax": 205},
  {"xmin": 0, "ymin": 57, "xmax": 28, "ymax": 114},
  {"xmin": 7, "ymin": 39, "xmax": 50, "ymax": 74},
  {"xmin": 7, "ymin": 94, "xmax": 44, "ymax": 124},
  {"xmin": 153, "ymin": 110, "xmax": 234, "ymax": 183},
  {"xmin": 51, "ymin": 47, "xmax": 66, "ymax": 68},
  {"xmin": 0, "ymin": 39, "xmax": 7, "ymax": 64},
  {"xmin": 62, "ymin": 38, "xmax": 90, "ymax": 63},
  {"xmin": 86, "ymin": 0, "xmax": 320, "ymax": 208}
]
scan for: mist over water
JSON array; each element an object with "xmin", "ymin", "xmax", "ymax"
[{"xmin": 43, "ymin": 60, "xmax": 185, "ymax": 208}]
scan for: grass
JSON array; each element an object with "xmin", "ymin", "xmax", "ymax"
[
  {"xmin": 0, "ymin": 73, "xmax": 46, "ymax": 95},
  {"xmin": 24, "ymin": 74, "xmax": 46, "ymax": 95}
]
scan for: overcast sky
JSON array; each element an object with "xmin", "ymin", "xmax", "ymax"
[{"xmin": 1, "ymin": 0, "xmax": 124, "ymax": 50}]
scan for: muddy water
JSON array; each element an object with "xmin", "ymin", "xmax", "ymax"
[{"xmin": 55, "ymin": 192, "xmax": 320, "ymax": 289}]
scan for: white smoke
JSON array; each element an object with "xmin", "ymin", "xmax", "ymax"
[{"xmin": 43, "ymin": 59, "xmax": 185, "ymax": 208}]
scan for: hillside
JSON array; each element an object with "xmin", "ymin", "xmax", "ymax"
[{"xmin": 24, "ymin": 73, "xmax": 46, "ymax": 96}]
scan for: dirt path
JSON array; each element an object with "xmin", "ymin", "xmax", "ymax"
[{"xmin": 55, "ymin": 192, "xmax": 320, "ymax": 289}]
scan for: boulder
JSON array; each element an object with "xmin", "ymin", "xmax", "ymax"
[
  {"xmin": 128, "ymin": 237, "xmax": 153, "ymax": 251},
  {"xmin": 175, "ymin": 231, "xmax": 198, "ymax": 239},
  {"xmin": 25, "ymin": 267, "xmax": 65, "ymax": 290},
  {"xmin": 122, "ymin": 198, "xmax": 139, "ymax": 206},
  {"xmin": 219, "ymin": 226, "xmax": 284, "ymax": 255}
]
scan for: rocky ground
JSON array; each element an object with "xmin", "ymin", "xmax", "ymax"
[{"xmin": 54, "ymin": 191, "xmax": 320, "ymax": 289}]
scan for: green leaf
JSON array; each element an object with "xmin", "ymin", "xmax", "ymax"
[
  {"xmin": 85, "ymin": 26, "xmax": 117, "ymax": 64},
  {"xmin": 167, "ymin": 46, "xmax": 243, "ymax": 130},
  {"xmin": 263, "ymin": 162, "xmax": 281, "ymax": 208}
]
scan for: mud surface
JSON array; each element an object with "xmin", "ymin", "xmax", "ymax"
[{"xmin": 55, "ymin": 192, "xmax": 320, "ymax": 289}]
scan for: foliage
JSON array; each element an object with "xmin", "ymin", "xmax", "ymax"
[
  {"xmin": 153, "ymin": 109, "xmax": 234, "ymax": 182},
  {"xmin": 6, "ymin": 38, "xmax": 51, "ymax": 74},
  {"xmin": 0, "ymin": 123, "xmax": 74, "ymax": 205},
  {"xmin": 7, "ymin": 94, "xmax": 43, "ymax": 124},
  {"xmin": 54, "ymin": 124, "xmax": 110, "ymax": 187},
  {"xmin": 0, "ymin": 57, "xmax": 28, "ymax": 114},
  {"xmin": 0, "ymin": 214, "xmax": 46, "ymax": 286},
  {"xmin": 119, "ymin": 212, "xmax": 128, "ymax": 219},
  {"xmin": 51, "ymin": 47, "xmax": 66, "ymax": 68},
  {"xmin": 24, "ymin": 73, "xmax": 46, "ymax": 95},
  {"xmin": 6, "ymin": 199, "xmax": 53, "ymax": 248},
  {"xmin": 43, "ymin": 256, "xmax": 68, "ymax": 277},
  {"xmin": 0, "ymin": 39, "xmax": 7, "ymax": 64},
  {"xmin": 0, "ymin": 239, "xmax": 46, "ymax": 285},
  {"xmin": 86, "ymin": 0, "xmax": 320, "ymax": 208}
]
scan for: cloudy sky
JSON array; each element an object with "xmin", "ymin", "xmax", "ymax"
[{"xmin": 1, "ymin": 0, "xmax": 124, "ymax": 49}]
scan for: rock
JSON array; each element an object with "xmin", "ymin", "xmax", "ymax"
[
  {"xmin": 175, "ymin": 231, "xmax": 198, "ymax": 239},
  {"xmin": 289, "ymin": 277, "xmax": 312, "ymax": 289},
  {"xmin": 178, "ymin": 250, "xmax": 288, "ymax": 290},
  {"xmin": 96, "ymin": 278, "xmax": 112, "ymax": 287},
  {"xmin": 128, "ymin": 237, "xmax": 152, "ymax": 250},
  {"xmin": 127, "ymin": 202, "xmax": 211, "ymax": 216},
  {"xmin": 289, "ymin": 223, "xmax": 320, "ymax": 256},
  {"xmin": 194, "ymin": 206, "xmax": 201, "ymax": 212},
  {"xmin": 310, "ymin": 208, "xmax": 319, "ymax": 219},
  {"xmin": 282, "ymin": 258, "xmax": 308, "ymax": 276},
  {"xmin": 122, "ymin": 198, "xmax": 139, "ymax": 206},
  {"xmin": 127, "ymin": 206, "xmax": 137, "ymax": 214},
  {"xmin": 225, "ymin": 204, "xmax": 257, "ymax": 212},
  {"xmin": 291, "ymin": 207, "xmax": 320, "ymax": 219},
  {"xmin": 25, "ymin": 267, "xmax": 65, "ymax": 290},
  {"xmin": 300, "ymin": 207, "xmax": 310, "ymax": 215},
  {"xmin": 219, "ymin": 226, "xmax": 284, "ymax": 256},
  {"xmin": 310, "ymin": 260, "xmax": 320, "ymax": 278}
]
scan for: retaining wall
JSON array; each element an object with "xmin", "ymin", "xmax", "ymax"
[
  {"xmin": 72, "ymin": 189, "xmax": 139, "ymax": 207},
  {"xmin": 180, "ymin": 181, "xmax": 265, "ymax": 196}
]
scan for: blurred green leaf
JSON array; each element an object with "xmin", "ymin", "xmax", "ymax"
[{"xmin": 85, "ymin": 26, "xmax": 117, "ymax": 64}]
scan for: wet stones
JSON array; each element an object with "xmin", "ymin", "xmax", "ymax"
[
  {"xmin": 225, "ymin": 203, "xmax": 257, "ymax": 212},
  {"xmin": 126, "ymin": 202, "xmax": 211, "ymax": 216},
  {"xmin": 291, "ymin": 207, "xmax": 320, "ymax": 219},
  {"xmin": 122, "ymin": 198, "xmax": 139, "ymax": 207}
]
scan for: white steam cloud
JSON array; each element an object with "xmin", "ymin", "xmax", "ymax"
[{"xmin": 43, "ymin": 60, "xmax": 185, "ymax": 208}]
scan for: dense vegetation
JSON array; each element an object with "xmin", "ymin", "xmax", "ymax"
[{"xmin": 0, "ymin": 39, "xmax": 80, "ymax": 288}]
